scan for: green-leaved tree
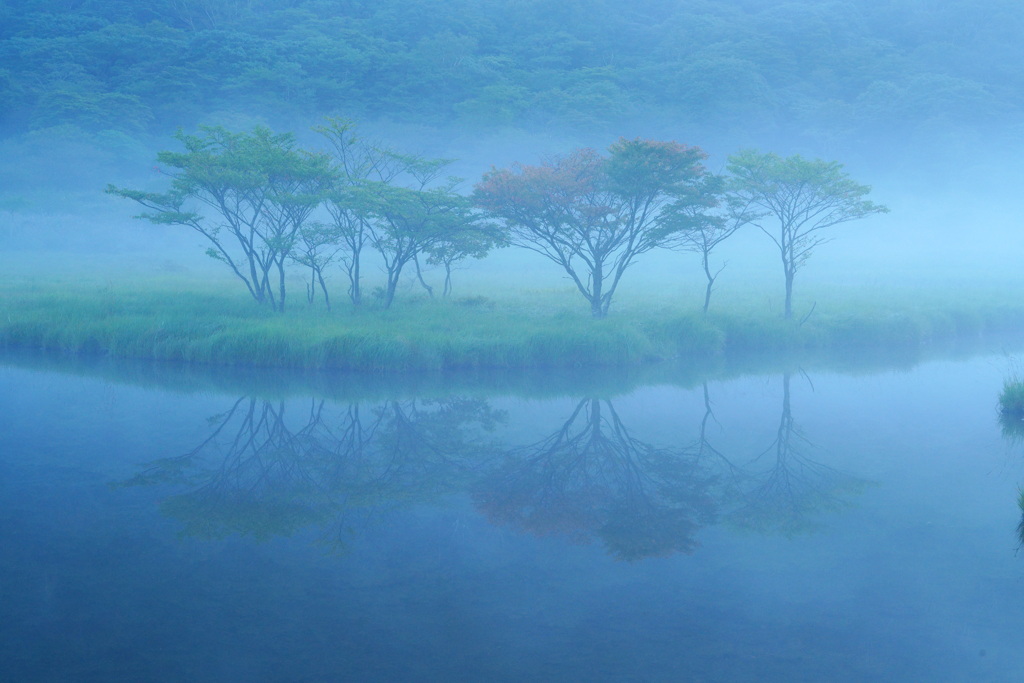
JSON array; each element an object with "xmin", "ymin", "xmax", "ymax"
[
  {"xmin": 727, "ymin": 150, "xmax": 888, "ymax": 319},
  {"xmin": 108, "ymin": 126, "xmax": 332, "ymax": 312}
]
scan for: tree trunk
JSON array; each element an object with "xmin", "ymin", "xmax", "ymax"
[
  {"xmin": 591, "ymin": 265, "xmax": 605, "ymax": 318},
  {"xmin": 277, "ymin": 258, "xmax": 287, "ymax": 312},
  {"xmin": 443, "ymin": 262, "xmax": 453, "ymax": 298},
  {"xmin": 784, "ymin": 268, "xmax": 794, "ymax": 319},
  {"xmin": 351, "ymin": 255, "xmax": 361, "ymax": 307},
  {"xmin": 702, "ymin": 254, "xmax": 715, "ymax": 316},
  {"xmin": 413, "ymin": 255, "xmax": 434, "ymax": 298},
  {"xmin": 383, "ymin": 274, "xmax": 399, "ymax": 309},
  {"xmin": 317, "ymin": 269, "xmax": 331, "ymax": 311}
]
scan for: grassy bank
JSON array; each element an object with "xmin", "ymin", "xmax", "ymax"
[{"xmin": 3, "ymin": 277, "xmax": 1024, "ymax": 371}]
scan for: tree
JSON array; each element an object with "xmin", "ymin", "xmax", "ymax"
[
  {"xmin": 424, "ymin": 218, "xmax": 506, "ymax": 298},
  {"xmin": 291, "ymin": 220, "xmax": 340, "ymax": 310},
  {"xmin": 727, "ymin": 150, "xmax": 888, "ymax": 319},
  {"xmin": 474, "ymin": 138, "xmax": 711, "ymax": 318},
  {"xmin": 662, "ymin": 174, "xmax": 752, "ymax": 315},
  {"xmin": 364, "ymin": 154, "xmax": 480, "ymax": 309},
  {"xmin": 108, "ymin": 126, "xmax": 332, "ymax": 311},
  {"xmin": 314, "ymin": 118, "xmax": 403, "ymax": 308},
  {"xmin": 314, "ymin": 118, "xmax": 500, "ymax": 309}
]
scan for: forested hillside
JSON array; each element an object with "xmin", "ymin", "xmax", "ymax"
[{"xmin": 2, "ymin": 0, "xmax": 1020, "ymax": 152}]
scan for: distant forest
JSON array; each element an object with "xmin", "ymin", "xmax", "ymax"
[{"xmin": 1, "ymin": 0, "xmax": 1021, "ymax": 189}]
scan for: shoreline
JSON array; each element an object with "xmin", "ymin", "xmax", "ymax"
[{"xmin": 3, "ymin": 285, "xmax": 1023, "ymax": 375}]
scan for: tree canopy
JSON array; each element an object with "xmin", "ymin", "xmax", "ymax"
[
  {"xmin": 107, "ymin": 126, "xmax": 332, "ymax": 311},
  {"xmin": 2, "ymin": 0, "xmax": 1021, "ymax": 156},
  {"xmin": 727, "ymin": 149, "xmax": 889, "ymax": 319},
  {"xmin": 475, "ymin": 138, "xmax": 711, "ymax": 317}
]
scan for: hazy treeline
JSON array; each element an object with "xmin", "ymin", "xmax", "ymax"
[{"xmin": 1, "ymin": 0, "xmax": 1020, "ymax": 150}]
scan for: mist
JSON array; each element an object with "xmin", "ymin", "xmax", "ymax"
[
  {"xmin": 5, "ymin": 2, "xmax": 1024, "ymax": 681},
  {"xmin": 2, "ymin": 0, "xmax": 1022, "ymax": 300}
]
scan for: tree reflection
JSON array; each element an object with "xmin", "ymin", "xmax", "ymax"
[
  {"xmin": 123, "ymin": 373, "xmax": 867, "ymax": 557},
  {"xmin": 724, "ymin": 373, "xmax": 868, "ymax": 537},
  {"xmin": 123, "ymin": 396, "xmax": 503, "ymax": 548},
  {"xmin": 473, "ymin": 398, "xmax": 719, "ymax": 561}
]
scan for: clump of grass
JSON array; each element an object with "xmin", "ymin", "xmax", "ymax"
[
  {"xmin": 999, "ymin": 359, "xmax": 1024, "ymax": 441},
  {"xmin": 1000, "ymin": 379, "xmax": 1024, "ymax": 416}
]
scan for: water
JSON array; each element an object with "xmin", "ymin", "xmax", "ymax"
[{"xmin": 2, "ymin": 351, "xmax": 1024, "ymax": 681}]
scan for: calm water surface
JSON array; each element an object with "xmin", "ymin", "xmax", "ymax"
[{"xmin": 2, "ymin": 352, "xmax": 1023, "ymax": 681}]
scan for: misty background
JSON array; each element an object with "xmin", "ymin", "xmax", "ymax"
[{"xmin": 2, "ymin": 0, "xmax": 1022, "ymax": 304}]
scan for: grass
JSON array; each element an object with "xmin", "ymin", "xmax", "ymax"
[
  {"xmin": 3, "ymin": 271, "xmax": 1024, "ymax": 373},
  {"xmin": 1001, "ymin": 379, "xmax": 1024, "ymax": 415}
]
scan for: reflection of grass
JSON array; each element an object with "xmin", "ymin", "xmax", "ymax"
[
  {"xmin": 999, "ymin": 375, "xmax": 1024, "ymax": 440},
  {"xmin": 3, "ymin": 275, "xmax": 1024, "ymax": 370},
  {"xmin": 1017, "ymin": 488, "xmax": 1024, "ymax": 551},
  {"xmin": 1000, "ymin": 379, "xmax": 1024, "ymax": 415}
]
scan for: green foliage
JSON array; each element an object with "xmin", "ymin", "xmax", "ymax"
[
  {"xmin": 2, "ymin": 0, "xmax": 1022, "ymax": 152},
  {"xmin": 727, "ymin": 150, "xmax": 888, "ymax": 319},
  {"xmin": 475, "ymin": 138, "xmax": 712, "ymax": 318},
  {"xmin": 107, "ymin": 126, "xmax": 333, "ymax": 311},
  {"xmin": 999, "ymin": 375, "xmax": 1024, "ymax": 443}
]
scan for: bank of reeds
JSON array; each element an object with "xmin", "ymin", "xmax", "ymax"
[{"xmin": 2, "ymin": 281, "xmax": 1024, "ymax": 371}]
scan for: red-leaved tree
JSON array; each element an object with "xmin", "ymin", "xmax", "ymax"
[{"xmin": 474, "ymin": 138, "xmax": 713, "ymax": 318}]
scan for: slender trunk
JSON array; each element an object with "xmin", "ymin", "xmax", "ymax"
[
  {"xmin": 591, "ymin": 264, "xmax": 605, "ymax": 318},
  {"xmin": 702, "ymin": 254, "xmax": 715, "ymax": 316},
  {"xmin": 413, "ymin": 255, "xmax": 434, "ymax": 298},
  {"xmin": 243, "ymin": 241, "xmax": 263, "ymax": 304},
  {"xmin": 318, "ymin": 269, "xmax": 331, "ymax": 311},
  {"xmin": 351, "ymin": 254, "xmax": 361, "ymax": 307},
  {"xmin": 383, "ymin": 274, "xmax": 399, "ymax": 309},
  {"xmin": 784, "ymin": 269, "xmax": 794, "ymax": 319},
  {"xmin": 443, "ymin": 262, "xmax": 453, "ymax": 298},
  {"xmin": 261, "ymin": 264, "xmax": 278, "ymax": 311},
  {"xmin": 277, "ymin": 258, "xmax": 287, "ymax": 312}
]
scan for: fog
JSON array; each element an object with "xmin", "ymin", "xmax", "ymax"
[
  {"xmin": 2, "ymin": 0, "xmax": 1024, "ymax": 308},
  {"xmin": 9, "ymin": 3, "xmax": 1024, "ymax": 680}
]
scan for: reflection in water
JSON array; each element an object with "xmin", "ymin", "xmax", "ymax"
[
  {"xmin": 473, "ymin": 398, "xmax": 719, "ymax": 561},
  {"xmin": 997, "ymin": 403, "xmax": 1024, "ymax": 549},
  {"xmin": 1017, "ymin": 490, "xmax": 1024, "ymax": 551},
  {"xmin": 123, "ymin": 374, "xmax": 868, "ymax": 558},
  {"xmin": 723, "ymin": 374, "xmax": 869, "ymax": 537},
  {"xmin": 122, "ymin": 397, "xmax": 504, "ymax": 549}
]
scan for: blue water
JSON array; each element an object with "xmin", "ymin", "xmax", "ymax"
[{"xmin": 2, "ymin": 352, "xmax": 1023, "ymax": 681}]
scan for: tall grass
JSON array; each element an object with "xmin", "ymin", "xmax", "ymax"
[{"xmin": 2, "ymin": 275, "xmax": 1024, "ymax": 371}]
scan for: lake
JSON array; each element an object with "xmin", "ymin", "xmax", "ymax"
[{"xmin": 2, "ymin": 349, "xmax": 1023, "ymax": 682}]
